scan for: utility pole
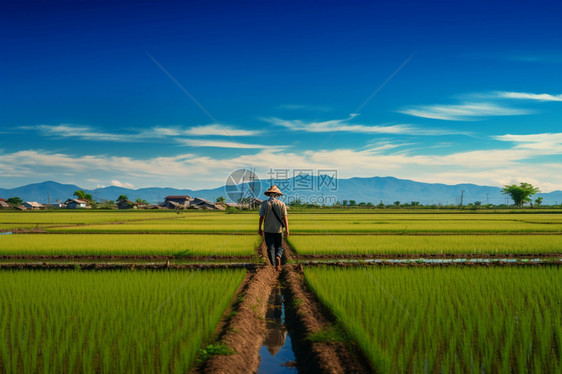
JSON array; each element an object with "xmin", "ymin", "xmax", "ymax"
[
  {"xmin": 486, "ymin": 193, "xmax": 489, "ymax": 204},
  {"xmin": 459, "ymin": 190, "xmax": 464, "ymax": 206}
]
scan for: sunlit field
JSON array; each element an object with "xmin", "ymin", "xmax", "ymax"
[
  {"xmin": 305, "ymin": 266, "xmax": 562, "ymax": 373},
  {"xmin": 288, "ymin": 234, "xmax": 562, "ymax": 255},
  {"xmin": 0, "ymin": 269, "xmax": 245, "ymax": 373},
  {"xmin": 0, "ymin": 234, "xmax": 259, "ymax": 256}
]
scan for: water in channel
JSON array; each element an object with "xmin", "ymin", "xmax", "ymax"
[{"xmin": 258, "ymin": 283, "xmax": 297, "ymax": 373}]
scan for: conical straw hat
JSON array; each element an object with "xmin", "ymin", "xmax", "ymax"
[{"xmin": 264, "ymin": 185, "xmax": 283, "ymax": 196}]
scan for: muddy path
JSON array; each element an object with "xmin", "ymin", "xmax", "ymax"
[{"xmin": 196, "ymin": 265, "xmax": 279, "ymax": 373}]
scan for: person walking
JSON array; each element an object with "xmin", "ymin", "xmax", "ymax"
[{"xmin": 258, "ymin": 185, "xmax": 289, "ymax": 271}]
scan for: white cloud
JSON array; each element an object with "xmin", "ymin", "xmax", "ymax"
[
  {"xmin": 496, "ymin": 91, "xmax": 562, "ymax": 102},
  {"xmin": 26, "ymin": 124, "xmax": 135, "ymax": 142},
  {"xmin": 399, "ymin": 102, "xmax": 532, "ymax": 121},
  {"xmin": 111, "ymin": 180, "xmax": 135, "ymax": 189},
  {"xmin": 23, "ymin": 123, "xmax": 260, "ymax": 142},
  {"xmin": 264, "ymin": 115, "xmax": 464, "ymax": 136},
  {"xmin": 3, "ymin": 132, "xmax": 562, "ymax": 192},
  {"xmin": 177, "ymin": 139, "xmax": 283, "ymax": 149},
  {"xmin": 183, "ymin": 124, "xmax": 260, "ymax": 136},
  {"xmin": 493, "ymin": 132, "xmax": 562, "ymax": 154}
]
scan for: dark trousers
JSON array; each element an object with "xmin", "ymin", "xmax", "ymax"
[{"xmin": 264, "ymin": 232, "xmax": 283, "ymax": 265}]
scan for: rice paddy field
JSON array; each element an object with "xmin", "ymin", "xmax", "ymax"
[
  {"xmin": 305, "ymin": 266, "xmax": 562, "ymax": 373},
  {"xmin": 0, "ymin": 234, "xmax": 259, "ymax": 257},
  {"xmin": 0, "ymin": 269, "xmax": 245, "ymax": 373},
  {"xmin": 1, "ymin": 209, "xmax": 561, "ymax": 372},
  {"xmin": 288, "ymin": 234, "xmax": 562, "ymax": 255}
]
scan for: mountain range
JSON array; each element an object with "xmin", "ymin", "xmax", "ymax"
[{"xmin": 1, "ymin": 178, "xmax": 561, "ymax": 206}]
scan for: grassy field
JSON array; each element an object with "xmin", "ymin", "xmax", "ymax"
[
  {"xmin": 0, "ymin": 211, "xmax": 180, "ymax": 228},
  {"xmin": 288, "ymin": 234, "xmax": 562, "ymax": 255},
  {"xmin": 305, "ymin": 266, "xmax": 562, "ymax": 373},
  {"xmin": 45, "ymin": 216, "xmax": 256, "ymax": 233},
  {"xmin": 288, "ymin": 213, "xmax": 562, "ymax": 233},
  {"xmin": 0, "ymin": 269, "xmax": 245, "ymax": 373},
  {"xmin": 3, "ymin": 211, "xmax": 562, "ymax": 233},
  {"xmin": 0, "ymin": 234, "xmax": 260, "ymax": 256}
]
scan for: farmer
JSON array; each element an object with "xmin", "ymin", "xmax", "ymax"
[{"xmin": 258, "ymin": 185, "xmax": 289, "ymax": 271}]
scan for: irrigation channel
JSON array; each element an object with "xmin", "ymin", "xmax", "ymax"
[{"xmin": 257, "ymin": 282, "xmax": 297, "ymax": 373}]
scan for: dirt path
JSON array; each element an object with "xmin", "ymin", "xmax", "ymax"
[{"xmin": 197, "ymin": 265, "xmax": 278, "ymax": 373}]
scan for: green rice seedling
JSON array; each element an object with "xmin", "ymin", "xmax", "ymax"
[
  {"xmin": 0, "ymin": 211, "xmax": 180, "ymax": 225},
  {"xmin": 0, "ymin": 269, "xmax": 245, "ymax": 372},
  {"xmin": 304, "ymin": 266, "xmax": 561, "ymax": 373},
  {"xmin": 0, "ymin": 234, "xmax": 260, "ymax": 256},
  {"xmin": 288, "ymin": 234, "xmax": 562, "ymax": 255}
]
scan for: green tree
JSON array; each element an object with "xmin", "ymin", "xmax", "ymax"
[
  {"xmin": 7, "ymin": 197, "xmax": 23, "ymax": 206},
  {"xmin": 288, "ymin": 198, "xmax": 303, "ymax": 207},
  {"xmin": 535, "ymin": 197, "xmax": 543, "ymax": 207},
  {"xmin": 117, "ymin": 194, "xmax": 128, "ymax": 202},
  {"xmin": 216, "ymin": 196, "xmax": 226, "ymax": 204},
  {"xmin": 74, "ymin": 190, "xmax": 93, "ymax": 202},
  {"xmin": 349, "ymin": 200, "xmax": 357, "ymax": 206},
  {"xmin": 502, "ymin": 183, "xmax": 540, "ymax": 207},
  {"xmin": 393, "ymin": 201, "xmax": 400, "ymax": 207},
  {"xmin": 98, "ymin": 200, "xmax": 115, "ymax": 209},
  {"xmin": 135, "ymin": 198, "xmax": 148, "ymax": 204}
]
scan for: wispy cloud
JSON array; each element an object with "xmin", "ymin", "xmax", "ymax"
[
  {"xmin": 23, "ymin": 123, "xmax": 260, "ymax": 142},
  {"xmin": 494, "ymin": 132, "xmax": 562, "ymax": 152},
  {"xmin": 24, "ymin": 124, "xmax": 136, "ymax": 142},
  {"xmin": 399, "ymin": 102, "xmax": 532, "ymax": 121},
  {"xmin": 182, "ymin": 124, "xmax": 260, "ymax": 136},
  {"xmin": 264, "ymin": 115, "xmax": 465, "ymax": 135},
  {"xmin": 496, "ymin": 91, "xmax": 562, "ymax": 102},
  {"xmin": 177, "ymin": 139, "xmax": 283, "ymax": 149}
]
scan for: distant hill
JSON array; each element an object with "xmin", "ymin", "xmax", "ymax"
[{"xmin": 1, "ymin": 178, "xmax": 561, "ymax": 206}]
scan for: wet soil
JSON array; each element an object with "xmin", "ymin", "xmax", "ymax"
[{"xmin": 197, "ymin": 266, "xmax": 278, "ymax": 373}]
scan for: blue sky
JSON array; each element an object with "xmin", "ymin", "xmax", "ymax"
[{"xmin": 1, "ymin": 0, "xmax": 562, "ymax": 191}]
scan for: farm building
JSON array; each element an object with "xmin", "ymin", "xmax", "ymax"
[
  {"xmin": 191, "ymin": 197, "xmax": 224, "ymax": 210},
  {"xmin": 65, "ymin": 199, "xmax": 90, "ymax": 209},
  {"xmin": 44, "ymin": 203, "xmax": 66, "ymax": 209},
  {"xmin": 117, "ymin": 200, "xmax": 138, "ymax": 209},
  {"xmin": 0, "ymin": 200, "xmax": 10, "ymax": 208},
  {"xmin": 22, "ymin": 202, "xmax": 44, "ymax": 210},
  {"xmin": 164, "ymin": 195, "xmax": 191, "ymax": 204}
]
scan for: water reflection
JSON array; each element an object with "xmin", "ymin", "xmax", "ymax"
[
  {"xmin": 258, "ymin": 284, "xmax": 297, "ymax": 373},
  {"xmin": 264, "ymin": 284, "xmax": 287, "ymax": 355}
]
